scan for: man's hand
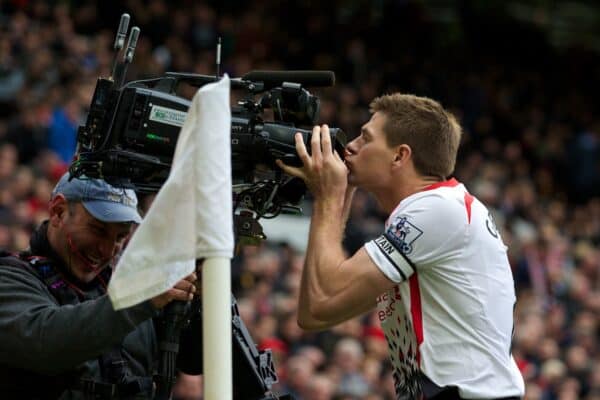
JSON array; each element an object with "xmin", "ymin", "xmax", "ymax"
[
  {"xmin": 150, "ymin": 272, "xmax": 197, "ymax": 309},
  {"xmin": 276, "ymin": 124, "xmax": 348, "ymax": 202}
]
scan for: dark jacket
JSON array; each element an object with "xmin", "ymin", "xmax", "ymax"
[{"xmin": 0, "ymin": 222, "xmax": 161, "ymax": 399}]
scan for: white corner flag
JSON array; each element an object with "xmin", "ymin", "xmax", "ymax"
[{"xmin": 108, "ymin": 75, "xmax": 234, "ymax": 309}]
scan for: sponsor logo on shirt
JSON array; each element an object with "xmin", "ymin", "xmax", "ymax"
[
  {"xmin": 377, "ymin": 288, "xmax": 422, "ymax": 398},
  {"xmin": 387, "ymin": 215, "xmax": 423, "ymax": 255},
  {"xmin": 376, "ymin": 286, "xmax": 403, "ymax": 321}
]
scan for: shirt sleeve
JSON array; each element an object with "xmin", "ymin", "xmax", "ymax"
[
  {"xmin": 0, "ymin": 264, "xmax": 159, "ymax": 374},
  {"xmin": 365, "ymin": 192, "xmax": 467, "ymax": 283}
]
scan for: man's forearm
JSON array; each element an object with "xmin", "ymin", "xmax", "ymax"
[
  {"xmin": 341, "ymin": 186, "xmax": 357, "ymax": 233},
  {"xmin": 298, "ymin": 196, "xmax": 347, "ymax": 328}
]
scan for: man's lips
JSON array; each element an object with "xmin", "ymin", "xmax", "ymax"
[
  {"xmin": 80, "ymin": 253, "xmax": 104, "ymax": 268},
  {"xmin": 344, "ymin": 158, "xmax": 353, "ymax": 170}
]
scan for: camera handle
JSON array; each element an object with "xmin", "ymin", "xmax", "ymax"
[
  {"xmin": 154, "ymin": 299, "xmax": 194, "ymax": 400},
  {"xmin": 163, "ymin": 72, "xmax": 265, "ymax": 95}
]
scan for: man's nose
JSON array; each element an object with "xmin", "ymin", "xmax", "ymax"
[
  {"xmin": 98, "ymin": 237, "xmax": 119, "ymax": 258},
  {"xmin": 345, "ymin": 138, "xmax": 357, "ymax": 155}
]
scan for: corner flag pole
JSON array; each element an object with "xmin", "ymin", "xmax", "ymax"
[{"xmin": 203, "ymin": 259, "xmax": 232, "ymax": 400}]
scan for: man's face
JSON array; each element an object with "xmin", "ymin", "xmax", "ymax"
[
  {"xmin": 50, "ymin": 198, "xmax": 132, "ymax": 282},
  {"xmin": 344, "ymin": 112, "xmax": 397, "ymax": 190}
]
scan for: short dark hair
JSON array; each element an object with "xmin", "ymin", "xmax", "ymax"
[{"xmin": 370, "ymin": 93, "xmax": 462, "ymax": 179}]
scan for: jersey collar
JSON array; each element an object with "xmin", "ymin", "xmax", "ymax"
[
  {"xmin": 423, "ymin": 178, "xmax": 460, "ymax": 191},
  {"xmin": 386, "ymin": 178, "xmax": 462, "ymax": 226}
]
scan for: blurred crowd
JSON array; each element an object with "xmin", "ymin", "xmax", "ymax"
[{"xmin": 0, "ymin": 1, "xmax": 598, "ymax": 399}]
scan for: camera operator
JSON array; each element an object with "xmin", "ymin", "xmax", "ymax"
[
  {"xmin": 0, "ymin": 172, "xmax": 200, "ymax": 399},
  {"xmin": 277, "ymin": 93, "xmax": 525, "ymax": 399}
]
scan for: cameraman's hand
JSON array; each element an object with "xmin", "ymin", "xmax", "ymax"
[
  {"xmin": 150, "ymin": 272, "xmax": 197, "ymax": 309},
  {"xmin": 276, "ymin": 124, "xmax": 348, "ymax": 202}
]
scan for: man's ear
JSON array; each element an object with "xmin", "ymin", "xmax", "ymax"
[
  {"xmin": 48, "ymin": 195, "xmax": 68, "ymax": 227},
  {"xmin": 392, "ymin": 144, "xmax": 411, "ymax": 167}
]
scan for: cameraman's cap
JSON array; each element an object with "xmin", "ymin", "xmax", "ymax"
[{"xmin": 52, "ymin": 172, "xmax": 142, "ymax": 224}]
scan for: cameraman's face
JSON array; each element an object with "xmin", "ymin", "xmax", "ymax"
[{"xmin": 50, "ymin": 196, "xmax": 132, "ymax": 282}]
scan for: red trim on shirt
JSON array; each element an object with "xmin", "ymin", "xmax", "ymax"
[
  {"xmin": 464, "ymin": 192, "xmax": 474, "ymax": 224},
  {"xmin": 409, "ymin": 274, "xmax": 424, "ymax": 365},
  {"xmin": 386, "ymin": 178, "xmax": 462, "ymax": 225},
  {"xmin": 423, "ymin": 178, "xmax": 459, "ymax": 191}
]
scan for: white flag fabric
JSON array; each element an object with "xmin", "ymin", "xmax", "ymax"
[{"xmin": 108, "ymin": 76, "xmax": 233, "ymax": 310}]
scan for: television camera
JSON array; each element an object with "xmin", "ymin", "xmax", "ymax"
[
  {"xmin": 69, "ymin": 13, "xmax": 346, "ymax": 400},
  {"xmin": 69, "ymin": 18, "xmax": 346, "ymax": 243}
]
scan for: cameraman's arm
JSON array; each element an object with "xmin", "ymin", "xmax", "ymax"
[{"xmin": 0, "ymin": 265, "xmax": 192, "ymax": 375}]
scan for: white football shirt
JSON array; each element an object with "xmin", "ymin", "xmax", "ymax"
[{"xmin": 364, "ymin": 179, "xmax": 524, "ymax": 399}]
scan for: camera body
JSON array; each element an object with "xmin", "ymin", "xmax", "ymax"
[{"xmin": 71, "ymin": 71, "xmax": 346, "ymax": 209}]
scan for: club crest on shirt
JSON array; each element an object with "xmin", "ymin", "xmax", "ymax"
[{"xmin": 386, "ymin": 215, "xmax": 423, "ymax": 255}]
